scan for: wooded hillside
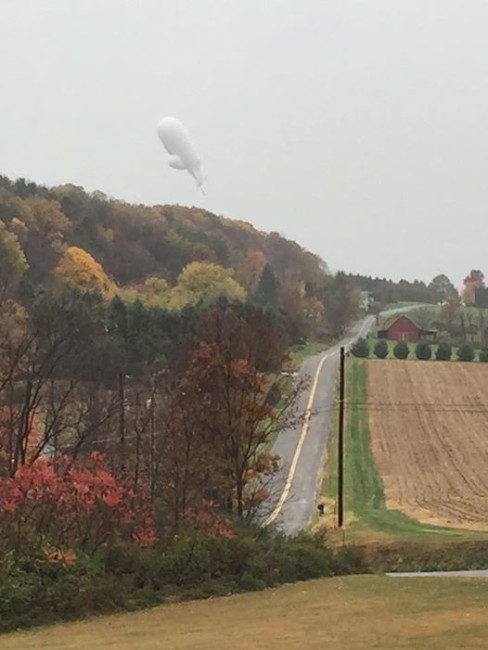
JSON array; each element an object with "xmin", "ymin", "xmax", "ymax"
[
  {"xmin": 0, "ymin": 175, "xmax": 358, "ymax": 341},
  {"xmin": 0, "ymin": 174, "xmax": 360, "ymax": 629}
]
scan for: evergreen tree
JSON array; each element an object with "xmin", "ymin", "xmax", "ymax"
[
  {"xmin": 373, "ymin": 339, "xmax": 388, "ymax": 359},
  {"xmin": 393, "ymin": 341, "xmax": 409, "ymax": 359},
  {"xmin": 457, "ymin": 343, "xmax": 475, "ymax": 362},
  {"xmin": 351, "ymin": 337, "xmax": 369, "ymax": 358},
  {"xmin": 435, "ymin": 341, "xmax": 452, "ymax": 361},
  {"xmin": 254, "ymin": 264, "xmax": 280, "ymax": 307},
  {"xmin": 415, "ymin": 341, "xmax": 432, "ymax": 360}
]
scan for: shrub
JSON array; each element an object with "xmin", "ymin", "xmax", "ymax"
[
  {"xmin": 373, "ymin": 339, "xmax": 388, "ymax": 359},
  {"xmin": 237, "ymin": 573, "xmax": 267, "ymax": 592},
  {"xmin": 457, "ymin": 343, "xmax": 475, "ymax": 362},
  {"xmin": 393, "ymin": 341, "xmax": 409, "ymax": 359},
  {"xmin": 479, "ymin": 348, "xmax": 488, "ymax": 362},
  {"xmin": 435, "ymin": 341, "xmax": 452, "ymax": 361},
  {"xmin": 332, "ymin": 545, "xmax": 370, "ymax": 575},
  {"xmin": 0, "ymin": 453, "xmax": 157, "ymax": 555},
  {"xmin": 415, "ymin": 341, "xmax": 432, "ymax": 360},
  {"xmin": 351, "ymin": 337, "xmax": 369, "ymax": 358},
  {"xmin": 0, "ymin": 524, "xmax": 368, "ymax": 633},
  {"xmin": 361, "ymin": 540, "xmax": 488, "ymax": 573}
]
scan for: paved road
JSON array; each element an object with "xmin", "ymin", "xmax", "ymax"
[
  {"xmin": 262, "ymin": 315, "xmax": 375, "ymax": 535},
  {"xmin": 387, "ymin": 570, "xmax": 488, "ymax": 578}
]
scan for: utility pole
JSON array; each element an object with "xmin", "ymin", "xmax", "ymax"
[{"xmin": 338, "ymin": 346, "xmax": 345, "ymax": 527}]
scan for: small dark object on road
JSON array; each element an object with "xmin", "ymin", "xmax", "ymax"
[{"xmin": 317, "ymin": 503, "xmax": 325, "ymax": 516}]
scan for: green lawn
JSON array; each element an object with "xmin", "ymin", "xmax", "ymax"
[
  {"xmin": 4, "ymin": 575, "xmax": 488, "ymax": 649},
  {"xmin": 289, "ymin": 340, "xmax": 329, "ymax": 368},
  {"xmin": 379, "ymin": 300, "xmax": 427, "ymax": 312},
  {"xmin": 318, "ymin": 358, "xmax": 488, "ymax": 544}
]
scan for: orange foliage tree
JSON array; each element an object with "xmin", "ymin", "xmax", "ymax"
[
  {"xmin": 462, "ymin": 269, "xmax": 485, "ymax": 305},
  {"xmin": 167, "ymin": 341, "xmax": 303, "ymax": 520}
]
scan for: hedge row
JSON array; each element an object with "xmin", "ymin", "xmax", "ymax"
[
  {"xmin": 0, "ymin": 526, "xmax": 366, "ymax": 633},
  {"xmin": 351, "ymin": 338, "xmax": 488, "ymax": 362}
]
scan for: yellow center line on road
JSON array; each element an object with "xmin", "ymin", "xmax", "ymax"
[{"xmin": 262, "ymin": 349, "xmax": 336, "ymax": 527}]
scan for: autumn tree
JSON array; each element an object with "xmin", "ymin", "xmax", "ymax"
[
  {"xmin": 462, "ymin": 270, "xmax": 485, "ymax": 305},
  {"xmin": 235, "ymin": 249, "xmax": 267, "ymax": 291},
  {"xmin": 0, "ymin": 221, "xmax": 27, "ymax": 298},
  {"xmin": 0, "ymin": 300, "xmax": 30, "ymax": 406},
  {"xmin": 170, "ymin": 261, "xmax": 246, "ymax": 308},
  {"xmin": 322, "ymin": 272, "xmax": 360, "ymax": 338},
  {"xmin": 0, "ymin": 289, "xmax": 112, "ymax": 475},
  {"xmin": 428, "ymin": 274, "xmax": 456, "ymax": 303},
  {"xmin": 0, "ymin": 452, "xmax": 156, "ymax": 554},
  {"xmin": 441, "ymin": 291, "xmax": 461, "ymax": 327},
  {"xmin": 9, "ymin": 196, "xmax": 71, "ymax": 282},
  {"xmin": 137, "ymin": 277, "xmax": 171, "ymax": 306},
  {"xmin": 196, "ymin": 302, "xmax": 288, "ymax": 373},
  {"xmin": 51, "ymin": 246, "xmax": 114, "ymax": 296},
  {"xmin": 169, "ymin": 342, "xmax": 302, "ymax": 519}
]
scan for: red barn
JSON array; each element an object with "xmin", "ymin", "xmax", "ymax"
[{"xmin": 377, "ymin": 316, "xmax": 436, "ymax": 342}]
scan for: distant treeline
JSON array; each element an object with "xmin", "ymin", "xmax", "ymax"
[{"xmin": 348, "ymin": 273, "xmax": 443, "ymax": 306}]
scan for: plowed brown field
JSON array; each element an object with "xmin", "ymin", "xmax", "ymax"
[{"xmin": 368, "ymin": 360, "xmax": 488, "ymax": 529}]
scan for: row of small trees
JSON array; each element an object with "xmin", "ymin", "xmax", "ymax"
[{"xmin": 351, "ymin": 338, "xmax": 488, "ymax": 362}]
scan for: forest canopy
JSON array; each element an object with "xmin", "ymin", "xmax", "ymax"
[{"xmin": 0, "ymin": 174, "xmax": 360, "ymax": 341}]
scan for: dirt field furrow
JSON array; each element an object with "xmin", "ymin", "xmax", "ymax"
[{"xmin": 367, "ymin": 360, "xmax": 488, "ymax": 529}]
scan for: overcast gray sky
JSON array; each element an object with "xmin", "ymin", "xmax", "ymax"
[{"xmin": 2, "ymin": 0, "xmax": 488, "ymax": 284}]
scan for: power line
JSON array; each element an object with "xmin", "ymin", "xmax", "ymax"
[{"xmin": 312, "ymin": 401, "xmax": 488, "ymax": 415}]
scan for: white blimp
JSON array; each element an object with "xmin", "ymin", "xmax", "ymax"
[{"xmin": 156, "ymin": 116, "xmax": 205, "ymax": 192}]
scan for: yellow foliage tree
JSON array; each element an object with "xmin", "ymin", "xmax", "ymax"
[
  {"xmin": 118, "ymin": 277, "xmax": 171, "ymax": 307},
  {"xmin": 51, "ymin": 246, "xmax": 113, "ymax": 295},
  {"xmin": 13, "ymin": 197, "xmax": 71, "ymax": 249},
  {"xmin": 0, "ymin": 221, "xmax": 28, "ymax": 297},
  {"xmin": 170, "ymin": 262, "xmax": 247, "ymax": 308}
]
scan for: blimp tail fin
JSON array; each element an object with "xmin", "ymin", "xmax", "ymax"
[
  {"xmin": 190, "ymin": 168, "xmax": 206, "ymax": 194},
  {"xmin": 193, "ymin": 176, "xmax": 206, "ymax": 195},
  {"xmin": 168, "ymin": 155, "xmax": 186, "ymax": 170}
]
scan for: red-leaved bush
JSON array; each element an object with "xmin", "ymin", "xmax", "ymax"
[
  {"xmin": 0, "ymin": 452, "xmax": 157, "ymax": 554},
  {"xmin": 184, "ymin": 499, "xmax": 234, "ymax": 539}
]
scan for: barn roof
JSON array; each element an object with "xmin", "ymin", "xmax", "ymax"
[
  {"xmin": 378, "ymin": 314, "xmax": 437, "ymax": 333},
  {"xmin": 379, "ymin": 314, "xmax": 422, "ymax": 330}
]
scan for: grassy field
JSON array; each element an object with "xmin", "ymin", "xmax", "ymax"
[
  {"xmin": 289, "ymin": 340, "xmax": 329, "ymax": 368},
  {"xmin": 377, "ymin": 301, "xmax": 428, "ymax": 312},
  {"xmin": 3, "ymin": 575, "xmax": 488, "ymax": 649},
  {"xmin": 317, "ymin": 359, "xmax": 488, "ymax": 544}
]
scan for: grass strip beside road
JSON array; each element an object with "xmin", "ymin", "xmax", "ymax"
[
  {"xmin": 289, "ymin": 340, "xmax": 329, "ymax": 369},
  {"xmin": 319, "ymin": 359, "xmax": 488, "ymax": 543}
]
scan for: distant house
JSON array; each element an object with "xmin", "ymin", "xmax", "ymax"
[
  {"xmin": 360, "ymin": 291, "xmax": 374, "ymax": 310},
  {"xmin": 377, "ymin": 315, "xmax": 437, "ymax": 342}
]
